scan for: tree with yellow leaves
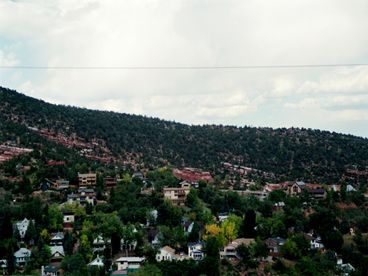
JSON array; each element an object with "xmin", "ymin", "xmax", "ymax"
[
  {"xmin": 204, "ymin": 224, "xmax": 221, "ymax": 240},
  {"xmin": 221, "ymin": 220, "xmax": 237, "ymax": 243}
]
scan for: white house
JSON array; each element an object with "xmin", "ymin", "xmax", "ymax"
[
  {"xmin": 14, "ymin": 248, "xmax": 31, "ymax": 267},
  {"xmin": 50, "ymin": 245, "xmax": 64, "ymax": 261},
  {"xmin": 114, "ymin": 257, "xmax": 145, "ymax": 272},
  {"xmin": 310, "ymin": 236, "xmax": 324, "ymax": 250},
  {"xmin": 337, "ymin": 259, "xmax": 355, "ymax": 275},
  {"xmin": 188, "ymin": 242, "xmax": 205, "ymax": 261},
  {"xmin": 0, "ymin": 259, "xmax": 7, "ymax": 269},
  {"xmin": 14, "ymin": 218, "xmax": 34, "ymax": 239},
  {"xmin": 218, "ymin": 213, "xmax": 229, "ymax": 223},
  {"xmin": 156, "ymin": 246, "xmax": 176, "ymax": 262},
  {"xmin": 50, "ymin": 232, "xmax": 64, "ymax": 246},
  {"xmin": 156, "ymin": 246, "xmax": 189, "ymax": 262},
  {"xmin": 93, "ymin": 235, "xmax": 111, "ymax": 254},
  {"xmin": 63, "ymin": 213, "xmax": 75, "ymax": 230},
  {"xmin": 346, "ymin": 185, "xmax": 356, "ymax": 192},
  {"xmin": 88, "ymin": 255, "xmax": 104, "ymax": 268}
]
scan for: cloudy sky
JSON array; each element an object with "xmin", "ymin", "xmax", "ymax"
[{"xmin": 1, "ymin": 0, "xmax": 368, "ymax": 137}]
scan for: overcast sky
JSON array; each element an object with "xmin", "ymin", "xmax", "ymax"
[{"xmin": 1, "ymin": 0, "xmax": 368, "ymax": 137}]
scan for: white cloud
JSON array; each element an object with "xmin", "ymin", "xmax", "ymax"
[
  {"xmin": 1, "ymin": 0, "xmax": 368, "ymax": 136},
  {"xmin": 0, "ymin": 49, "xmax": 18, "ymax": 66}
]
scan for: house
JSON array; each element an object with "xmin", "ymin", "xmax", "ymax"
[
  {"xmin": 308, "ymin": 188, "xmax": 326, "ymax": 199},
  {"xmin": 183, "ymin": 221, "xmax": 195, "ymax": 234},
  {"xmin": 147, "ymin": 227, "xmax": 161, "ymax": 246},
  {"xmin": 163, "ymin": 186, "xmax": 190, "ymax": 206},
  {"xmin": 272, "ymin": 202, "xmax": 285, "ymax": 212},
  {"xmin": 337, "ymin": 259, "xmax": 355, "ymax": 275},
  {"xmin": 41, "ymin": 265, "xmax": 58, "ymax": 276},
  {"xmin": 78, "ymin": 188, "xmax": 96, "ymax": 205},
  {"xmin": 304, "ymin": 232, "xmax": 324, "ymax": 250},
  {"xmin": 14, "ymin": 218, "xmax": 34, "ymax": 239},
  {"xmin": 93, "ymin": 235, "xmax": 111, "ymax": 254},
  {"xmin": 265, "ymin": 237, "xmax": 286, "ymax": 257},
  {"xmin": 156, "ymin": 246, "xmax": 177, "ymax": 262},
  {"xmin": 55, "ymin": 179, "xmax": 69, "ymax": 190},
  {"xmin": 104, "ymin": 176, "xmax": 117, "ymax": 189},
  {"xmin": 305, "ymin": 184, "xmax": 326, "ymax": 199},
  {"xmin": 67, "ymin": 190, "xmax": 95, "ymax": 206},
  {"xmin": 188, "ymin": 242, "xmax": 205, "ymax": 261},
  {"xmin": 50, "ymin": 232, "xmax": 64, "ymax": 246},
  {"xmin": 148, "ymin": 228, "xmax": 160, "ymax": 246},
  {"xmin": 88, "ymin": 255, "xmax": 104, "ymax": 268},
  {"xmin": 78, "ymin": 172, "xmax": 97, "ymax": 187},
  {"xmin": 78, "ymin": 187, "xmax": 96, "ymax": 197},
  {"xmin": 146, "ymin": 210, "xmax": 158, "ymax": 226},
  {"xmin": 226, "ymin": 189, "xmax": 269, "ymax": 201},
  {"xmin": 63, "ymin": 212, "xmax": 75, "ymax": 230},
  {"xmin": 14, "ymin": 248, "xmax": 31, "ymax": 267},
  {"xmin": 346, "ymin": 185, "xmax": 356, "ymax": 192},
  {"xmin": 220, "ymin": 238, "xmax": 255, "ymax": 259},
  {"xmin": 218, "ymin": 213, "xmax": 229, "ymax": 223},
  {"xmin": 50, "ymin": 245, "xmax": 64, "ymax": 262},
  {"xmin": 114, "ymin": 257, "xmax": 145, "ymax": 272},
  {"xmin": 284, "ymin": 181, "xmax": 304, "ymax": 196},
  {"xmin": 180, "ymin": 180, "xmax": 199, "ymax": 189},
  {"xmin": 0, "ymin": 259, "xmax": 7, "ymax": 270},
  {"xmin": 331, "ymin": 184, "xmax": 341, "ymax": 193},
  {"xmin": 310, "ymin": 237, "xmax": 324, "ymax": 250},
  {"xmin": 155, "ymin": 246, "xmax": 188, "ymax": 262},
  {"xmin": 132, "ymin": 171, "xmax": 145, "ymax": 180}
]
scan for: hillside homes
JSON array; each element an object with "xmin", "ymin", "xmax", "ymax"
[
  {"xmin": 78, "ymin": 172, "xmax": 97, "ymax": 187},
  {"xmin": 220, "ymin": 238, "xmax": 255, "ymax": 260},
  {"xmin": 163, "ymin": 183, "xmax": 190, "ymax": 206},
  {"xmin": 156, "ymin": 246, "xmax": 189, "ymax": 262}
]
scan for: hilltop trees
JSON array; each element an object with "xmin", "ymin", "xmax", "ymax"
[{"xmin": 2, "ymin": 86, "xmax": 368, "ymax": 183}]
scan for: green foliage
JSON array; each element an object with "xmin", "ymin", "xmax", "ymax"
[
  {"xmin": 61, "ymin": 253, "xmax": 87, "ymax": 275},
  {"xmin": 157, "ymin": 201, "xmax": 183, "ymax": 227},
  {"xmin": 281, "ymin": 234, "xmax": 309, "ymax": 260},
  {"xmin": 47, "ymin": 204, "xmax": 63, "ymax": 231},
  {"xmin": 281, "ymin": 239, "xmax": 300, "ymax": 260},
  {"xmin": 321, "ymin": 229, "xmax": 343, "ymax": 252},
  {"xmin": 3, "ymin": 87, "xmax": 368, "ymax": 183},
  {"xmin": 29, "ymin": 242, "xmax": 51, "ymax": 269},
  {"xmin": 135, "ymin": 264, "xmax": 162, "ymax": 276}
]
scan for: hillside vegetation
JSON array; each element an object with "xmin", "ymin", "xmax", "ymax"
[{"xmin": 1, "ymin": 86, "xmax": 368, "ymax": 183}]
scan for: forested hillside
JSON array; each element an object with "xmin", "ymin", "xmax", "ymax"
[{"xmin": 1, "ymin": 86, "xmax": 368, "ymax": 183}]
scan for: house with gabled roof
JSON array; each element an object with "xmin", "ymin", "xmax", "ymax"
[
  {"xmin": 156, "ymin": 246, "xmax": 189, "ymax": 262},
  {"xmin": 14, "ymin": 218, "xmax": 34, "ymax": 239},
  {"xmin": 188, "ymin": 242, "xmax": 205, "ymax": 261},
  {"xmin": 265, "ymin": 237, "xmax": 286, "ymax": 257},
  {"xmin": 14, "ymin": 248, "xmax": 31, "ymax": 267},
  {"xmin": 50, "ymin": 232, "xmax": 64, "ymax": 246},
  {"xmin": 50, "ymin": 245, "xmax": 64, "ymax": 262},
  {"xmin": 88, "ymin": 255, "xmax": 104, "ymax": 268}
]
